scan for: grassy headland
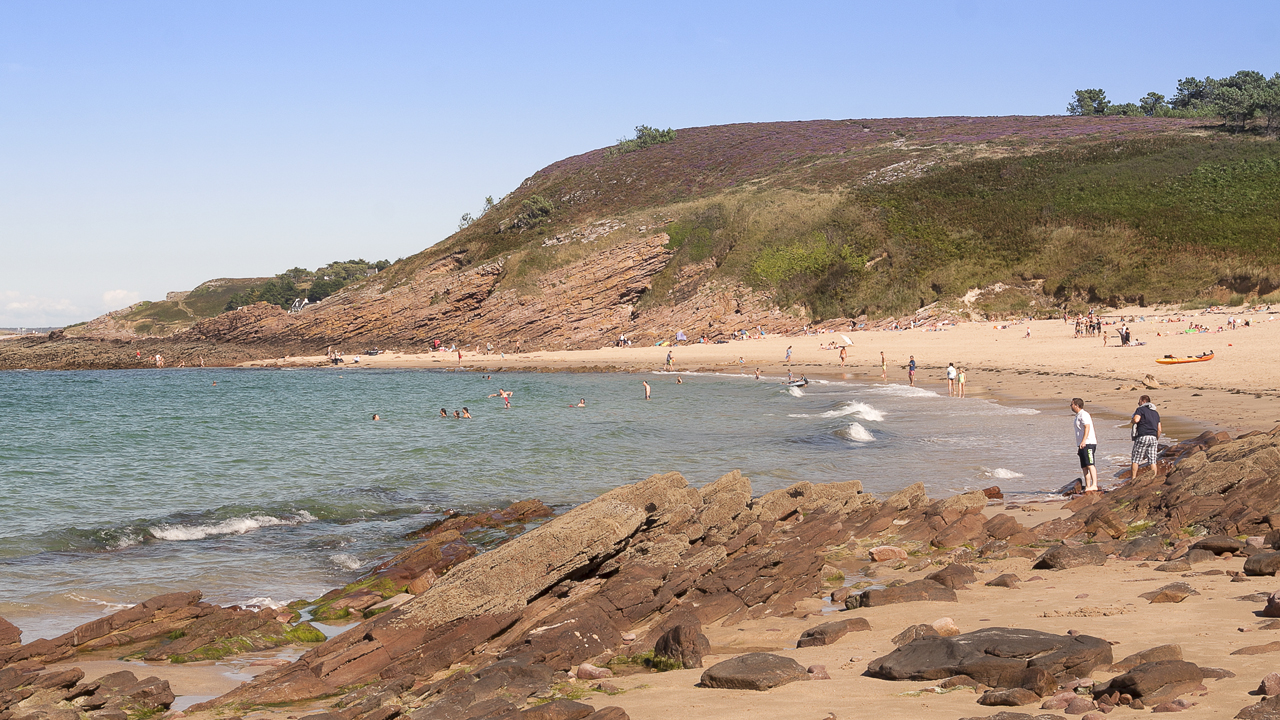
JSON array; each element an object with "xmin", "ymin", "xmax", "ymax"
[{"xmin": 378, "ymin": 116, "xmax": 1278, "ymax": 323}]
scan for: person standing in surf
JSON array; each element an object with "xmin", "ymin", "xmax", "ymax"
[
  {"xmin": 946, "ymin": 363, "xmax": 957, "ymax": 396},
  {"xmin": 1130, "ymin": 395, "xmax": 1161, "ymax": 480},
  {"xmin": 643, "ymin": 380, "xmax": 651, "ymax": 400},
  {"xmin": 957, "ymin": 367, "xmax": 967, "ymax": 398},
  {"xmin": 1071, "ymin": 398, "xmax": 1099, "ymax": 493},
  {"xmin": 908, "ymin": 356, "xmax": 916, "ymax": 386},
  {"xmin": 880, "ymin": 351, "xmax": 887, "ymax": 379}
]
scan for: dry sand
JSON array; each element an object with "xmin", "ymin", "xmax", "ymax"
[
  {"xmin": 598, "ymin": 552, "xmax": 1275, "ymax": 719},
  {"xmin": 160, "ymin": 305, "xmax": 1274, "ymax": 718}
]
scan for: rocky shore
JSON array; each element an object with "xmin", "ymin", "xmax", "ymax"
[{"xmin": 7, "ymin": 425, "xmax": 1280, "ymax": 719}]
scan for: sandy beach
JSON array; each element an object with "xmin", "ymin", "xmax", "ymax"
[
  {"xmin": 8, "ymin": 305, "xmax": 1280, "ymax": 720},
  {"xmin": 245, "ymin": 304, "xmax": 1280, "ymax": 436},
  {"xmin": 59, "ymin": 484, "xmax": 1280, "ymax": 720}
]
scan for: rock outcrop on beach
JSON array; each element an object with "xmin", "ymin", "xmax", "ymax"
[
  {"xmin": 305, "ymin": 499, "xmax": 556, "ymax": 622},
  {"xmin": 0, "ymin": 591, "xmax": 315, "ymax": 669},
  {"xmin": 0, "ymin": 665, "xmax": 177, "ymax": 720},
  {"xmin": 11, "ymin": 426, "xmax": 1280, "ymax": 718},
  {"xmin": 200, "ymin": 471, "xmax": 873, "ymax": 713},
  {"xmin": 865, "ymin": 627, "xmax": 1113, "ymax": 688}
]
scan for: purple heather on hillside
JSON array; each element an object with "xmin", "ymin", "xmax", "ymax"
[{"xmin": 511, "ymin": 116, "xmax": 1208, "ymax": 222}]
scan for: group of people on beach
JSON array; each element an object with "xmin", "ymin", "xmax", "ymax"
[
  {"xmin": 945, "ymin": 362, "xmax": 966, "ymax": 397},
  {"xmin": 1070, "ymin": 395, "xmax": 1162, "ymax": 494}
]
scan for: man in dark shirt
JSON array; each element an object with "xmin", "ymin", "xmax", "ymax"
[{"xmin": 1130, "ymin": 395, "xmax": 1162, "ymax": 480}]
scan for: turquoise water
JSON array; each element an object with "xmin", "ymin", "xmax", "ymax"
[{"xmin": 0, "ymin": 367, "xmax": 1134, "ymax": 639}]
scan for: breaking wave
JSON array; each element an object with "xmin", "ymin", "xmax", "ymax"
[
  {"xmin": 329, "ymin": 553, "xmax": 362, "ymax": 571},
  {"xmin": 149, "ymin": 511, "xmax": 317, "ymax": 541},
  {"xmin": 838, "ymin": 422, "xmax": 875, "ymax": 443}
]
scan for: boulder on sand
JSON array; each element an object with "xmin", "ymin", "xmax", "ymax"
[
  {"xmin": 1190, "ymin": 535, "xmax": 1244, "ymax": 555},
  {"xmin": 1245, "ymin": 552, "xmax": 1280, "ymax": 576},
  {"xmin": 1092, "ymin": 660, "xmax": 1204, "ymax": 705},
  {"xmin": 1109, "ymin": 644, "xmax": 1182, "ymax": 673},
  {"xmin": 866, "ymin": 627, "xmax": 1112, "ymax": 691},
  {"xmin": 796, "ymin": 618, "xmax": 869, "ymax": 648},
  {"xmin": 976, "ymin": 687, "xmax": 1041, "ymax": 706},
  {"xmin": 1139, "ymin": 583, "xmax": 1199, "ymax": 604},
  {"xmin": 1033, "ymin": 544, "xmax": 1107, "ymax": 570},
  {"xmin": 699, "ymin": 653, "xmax": 809, "ymax": 691},
  {"xmin": 846, "ymin": 579, "xmax": 957, "ymax": 608},
  {"xmin": 891, "ymin": 624, "xmax": 940, "ymax": 647},
  {"xmin": 869, "ymin": 546, "xmax": 908, "ymax": 562},
  {"xmin": 1238, "ymin": 695, "xmax": 1280, "ymax": 720},
  {"xmin": 926, "ymin": 564, "xmax": 978, "ymax": 590},
  {"xmin": 653, "ymin": 624, "xmax": 710, "ymax": 669}
]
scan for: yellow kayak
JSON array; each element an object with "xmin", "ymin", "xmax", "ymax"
[{"xmin": 1156, "ymin": 351, "xmax": 1214, "ymax": 365}]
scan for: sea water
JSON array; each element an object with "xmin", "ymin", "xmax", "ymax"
[{"xmin": 0, "ymin": 367, "xmax": 1135, "ymax": 639}]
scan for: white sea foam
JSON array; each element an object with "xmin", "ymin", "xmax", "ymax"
[
  {"xmin": 866, "ymin": 384, "xmax": 939, "ymax": 398},
  {"xmin": 67, "ymin": 594, "xmax": 131, "ymax": 613},
  {"xmin": 787, "ymin": 387, "xmax": 805, "ymax": 397},
  {"xmin": 839, "ymin": 422, "xmax": 874, "ymax": 442},
  {"xmin": 792, "ymin": 400, "xmax": 886, "ymax": 421},
  {"xmin": 329, "ymin": 553, "xmax": 362, "ymax": 571},
  {"xmin": 149, "ymin": 511, "xmax": 317, "ymax": 542},
  {"xmin": 836, "ymin": 401, "xmax": 884, "ymax": 422},
  {"xmin": 103, "ymin": 530, "xmax": 144, "ymax": 551},
  {"xmin": 982, "ymin": 467, "xmax": 1025, "ymax": 480},
  {"xmin": 243, "ymin": 596, "xmax": 286, "ymax": 609}
]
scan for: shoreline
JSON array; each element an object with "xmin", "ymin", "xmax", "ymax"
[
  {"xmin": 241, "ymin": 302, "xmax": 1275, "ymax": 437},
  {"xmin": 10, "ymin": 426, "xmax": 1280, "ymax": 720}
]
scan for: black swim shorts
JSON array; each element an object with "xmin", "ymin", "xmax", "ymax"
[{"xmin": 1077, "ymin": 444, "xmax": 1097, "ymax": 468}]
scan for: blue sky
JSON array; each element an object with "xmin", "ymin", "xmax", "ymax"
[{"xmin": 2, "ymin": 1, "xmax": 1278, "ymax": 327}]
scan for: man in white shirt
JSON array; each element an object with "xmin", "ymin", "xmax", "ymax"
[
  {"xmin": 1071, "ymin": 398, "xmax": 1098, "ymax": 492},
  {"xmin": 946, "ymin": 363, "xmax": 957, "ymax": 396}
]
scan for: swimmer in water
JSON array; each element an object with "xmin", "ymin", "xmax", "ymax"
[
  {"xmin": 462, "ymin": 407, "xmax": 471, "ymax": 418},
  {"xmin": 572, "ymin": 398, "xmax": 586, "ymax": 407},
  {"xmin": 372, "ymin": 414, "xmax": 380, "ymax": 421},
  {"xmin": 643, "ymin": 380, "xmax": 651, "ymax": 400},
  {"xmin": 440, "ymin": 408, "xmax": 448, "ymax": 418},
  {"xmin": 454, "ymin": 410, "xmax": 461, "ymax": 418},
  {"xmin": 676, "ymin": 377, "xmax": 683, "ymax": 384},
  {"xmin": 488, "ymin": 389, "xmax": 513, "ymax": 408}
]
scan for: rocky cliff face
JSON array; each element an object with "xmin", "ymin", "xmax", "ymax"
[{"xmin": 182, "ymin": 233, "xmax": 791, "ymax": 353}]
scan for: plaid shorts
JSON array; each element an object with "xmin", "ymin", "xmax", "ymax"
[{"xmin": 1132, "ymin": 435, "xmax": 1159, "ymax": 466}]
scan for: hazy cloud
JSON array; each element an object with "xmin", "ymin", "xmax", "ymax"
[
  {"xmin": 102, "ymin": 289, "xmax": 141, "ymax": 308},
  {"xmin": 0, "ymin": 290, "xmax": 82, "ymax": 328}
]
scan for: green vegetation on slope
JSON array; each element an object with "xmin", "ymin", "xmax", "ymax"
[
  {"xmin": 375, "ymin": 116, "xmax": 1279, "ymax": 323},
  {"xmin": 606, "ymin": 125, "xmax": 678, "ymax": 158},
  {"xmin": 226, "ymin": 259, "xmax": 390, "ymax": 310},
  {"xmin": 1068, "ymin": 69, "xmax": 1280, "ymax": 134},
  {"xmin": 640, "ymin": 135, "xmax": 1280, "ymax": 320}
]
